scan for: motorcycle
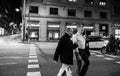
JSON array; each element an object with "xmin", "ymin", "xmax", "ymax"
[{"xmin": 101, "ymin": 39, "xmax": 120, "ymax": 55}]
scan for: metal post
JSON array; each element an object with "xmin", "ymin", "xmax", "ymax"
[{"xmin": 22, "ymin": 0, "xmax": 26, "ymax": 42}]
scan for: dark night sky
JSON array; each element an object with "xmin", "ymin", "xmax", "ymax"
[
  {"xmin": 0, "ymin": 0, "xmax": 22, "ymax": 9},
  {"xmin": 0, "ymin": 0, "xmax": 22, "ymax": 23}
]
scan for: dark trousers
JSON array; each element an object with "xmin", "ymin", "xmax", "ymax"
[{"xmin": 76, "ymin": 49, "xmax": 90, "ymax": 76}]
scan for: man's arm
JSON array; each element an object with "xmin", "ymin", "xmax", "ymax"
[{"xmin": 53, "ymin": 37, "xmax": 64, "ymax": 62}]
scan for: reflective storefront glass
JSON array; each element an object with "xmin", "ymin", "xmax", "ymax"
[{"xmin": 47, "ymin": 23, "xmax": 60, "ymax": 40}]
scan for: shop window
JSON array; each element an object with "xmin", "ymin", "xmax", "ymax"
[
  {"xmin": 84, "ymin": 10, "xmax": 92, "ymax": 18},
  {"xmin": 27, "ymin": 21, "xmax": 39, "ymax": 26},
  {"xmin": 66, "ymin": 25, "xmax": 77, "ymax": 34},
  {"xmin": 29, "ymin": 6, "xmax": 38, "ymax": 14},
  {"xmin": 68, "ymin": 9, "xmax": 76, "ymax": 16},
  {"xmin": 99, "ymin": 0, "xmax": 106, "ymax": 6},
  {"xmin": 115, "ymin": 29, "xmax": 120, "ymax": 39},
  {"xmin": 50, "ymin": 7, "xmax": 58, "ymax": 15},
  {"xmin": 100, "ymin": 12, "xmax": 107, "ymax": 19},
  {"xmin": 68, "ymin": 0, "xmax": 77, "ymax": 2},
  {"xmin": 99, "ymin": 24, "xmax": 108, "ymax": 36},
  {"xmin": 47, "ymin": 23, "xmax": 60, "ymax": 40},
  {"xmin": 85, "ymin": 0, "xmax": 94, "ymax": 4}
]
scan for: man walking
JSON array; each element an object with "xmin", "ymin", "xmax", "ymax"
[
  {"xmin": 53, "ymin": 28, "xmax": 78, "ymax": 76},
  {"xmin": 73, "ymin": 27, "xmax": 90, "ymax": 76}
]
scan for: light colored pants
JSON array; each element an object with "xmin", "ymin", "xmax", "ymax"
[{"xmin": 57, "ymin": 63, "xmax": 73, "ymax": 76}]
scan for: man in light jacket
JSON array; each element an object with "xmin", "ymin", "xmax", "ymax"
[{"xmin": 72, "ymin": 27, "xmax": 90, "ymax": 76}]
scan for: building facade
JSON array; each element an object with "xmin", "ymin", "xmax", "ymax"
[
  {"xmin": 22, "ymin": 0, "xmax": 112, "ymax": 41},
  {"xmin": 111, "ymin": 0, "xmax": 120, "ymax": 39}
]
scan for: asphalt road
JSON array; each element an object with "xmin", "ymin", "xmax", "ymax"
[{"xmin": 0, "ymin": 37, "xmax": 120, "ymax": 76}]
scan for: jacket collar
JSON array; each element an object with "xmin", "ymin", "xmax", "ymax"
[{"xmin": 65, "ymin": 33, "xmax": 71, "ymax": 38}]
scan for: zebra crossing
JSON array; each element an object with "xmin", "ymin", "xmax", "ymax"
[
  {"xmin": 27, "ymin": 44, "xmax": 41, "ymax": 76},
  {"xmin": 91, "ymin": 50, "xmax": 120, "ymax": 64}
]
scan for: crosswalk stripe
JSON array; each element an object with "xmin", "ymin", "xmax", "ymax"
[
  {"xmin": 91, "ymin": 51, "xmax": 101, "ymax": 54},
  {"xmin": 105, "ymin": 54, "xmax": 119, "ymax": 58},
  {"xmin": 90, "ymin": 53, "xmax": 96, "ymax": 55},
  {"xmin": 115, "ymin": 61, "xmax": 120, "ymax": 64},
  {"xmin": 28, "ymin": 59, "xmax": 38, "ymax": 63},
  {"xmin": 29, "ymin": 56, "xmax": 37, "ymax": 58},
  {"xmin": 27, "ymin": 71, "xmax": 41, "ymax": 76},
  {"xmin": 104, "ymin": 58, "xmax": 115, "ymax": 60},
  {"xmin": 29, "ymin": 53, "xmax": 37, "ymax": 55},
  {"xmin": 28, "ymin": 64, "xmax": 39, "ymax": 69},
  {"xmin": 95, "ymin": 55, "xmax": 104, "ymax": 57}
]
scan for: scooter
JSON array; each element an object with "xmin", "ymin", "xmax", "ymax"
[{"xmin": 101, "ymin": 39, "xmax": 120, "ymax": 55}]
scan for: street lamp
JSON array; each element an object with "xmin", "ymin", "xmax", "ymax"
[{"xmin": 15, "ymin": 8, "xmax": 20, "ymax": 12}]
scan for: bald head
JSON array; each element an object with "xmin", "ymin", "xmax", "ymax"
[{"xmin": 65, "ymin": 28, "xmax": 73, "ymax": 37}]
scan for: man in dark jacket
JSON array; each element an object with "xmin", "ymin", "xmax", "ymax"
[{"xmin": 53, "ymin": 28, "xmax": 77, "ymax": 76}]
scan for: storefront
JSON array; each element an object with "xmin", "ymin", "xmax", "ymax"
[
  {"xmin": 83, "ymin": 24, "xmax": 94, "ymax": 36},
  {"xmin": 114, "ymin": 24, "xmax": 120, "ymax": 39},
  {"xmin": 27, "ymin": 20, "xmax": 39, "ymax": 40},
  {"xmin": 66, "ymin": 23, "xmax": 78, "ymax": 34},
  {"xmin": 47, "ymin": 22, "xmax": 60, "ymax": 40},
  {"xmin": 99, "ymin": 24, "xmax": 108, "ymax": 37}
]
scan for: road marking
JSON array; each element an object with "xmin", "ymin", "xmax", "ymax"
[
  {"xmin": 27, "ymin": 71, "xmax": 41, "ymax": 76},
  {"xmin": 29, "ymin": 56, "xmax": 37, "ymax": 58},
  {"xmin": 115, "ymin": 61, "xmax": 120, "ymax": 64},
  {"xmin": 95, "ymin": 55, "xmax": 104, "ymax": 57},
  {"xmin": 28, "ymin": 64, "xmax": 39, "ymax": 69},
  {"xmin": 0, "ymin": 62, "xmax": 17, "ymax": 65},
  {"xmin": 92, "ymin": 51, "xmax": 101, "ymax": 54},
  {"xmin": 90, "ymin": 53, "xmax": 96, "ymax": 55},
  {"xmin": 27, "ymin": 44, "xmax": 41, "ymax": 76},
  {"xmin": 105, "ymin": 54, "xmax": 119, "ymax": 58},
  {"xmin": 0, "ymin": 56, "xmax": 27, "ymax": 59},
  {"xmin": 29, "ymin": 53, "xmax": 37, "ymax": 55},
  {"xmin": 28, "ymin": 59, "xmax": 38, "ymax": 63},
  {"xmin": 104, "ymin": 58, "xmax": 115, "ymax": 60}
]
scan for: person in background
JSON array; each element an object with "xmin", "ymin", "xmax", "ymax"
[
  {"xmin": 53, "ymin": 28, "xmax": 78, "ymax": 76},
  {"xmin": 72, "ymin": 27, "xmax": 90, "ymax": 76}
]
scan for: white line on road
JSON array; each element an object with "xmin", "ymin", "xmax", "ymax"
[
  {"xmin": 28, "ymin": 59, "xmax": 38, "ymax": 63},
  {"xmin": 29, "ymin": 53, "xmax": 37, "ymax": 56},
  {"xmin": 105, "ymin": 54, "xmax": 119, "ymax": 58},
  {"xmin": 91, "ymin": 51, "xmax": 101, "ymax": 54},
  {"xmin": 115, "ymin": 61, "xmax": 120, "ymax": 64},
  {"xmin": 27, "ymin": 71, "xmax": 41, "ymax": 76},
  {"xmin": 95, "ymin": 55, "xmax": 104, "ymax": 57},
  {"xmin": 29, "ymin": 56, "xmax": 37, "ymax": 58},
  {"xmin": 28, "ymin": 64, "xmax": 39, "ymax": 69},
  {"xmin": 0, "ymin": 62, "xmax": 17, "ymax": 65},
  {"xmin": 104, "ymin": 58, "xmax": 115, "ymax": 60},
  {"xmin": 90, "ymin": 53, "xmax": 96, "ymax": 55}
]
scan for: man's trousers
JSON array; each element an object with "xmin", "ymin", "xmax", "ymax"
[{"xmin": 57, "ymin": 63, "xmax": 73, "ymax": 76}]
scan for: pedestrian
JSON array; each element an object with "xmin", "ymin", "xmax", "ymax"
[
  {"xmin": 53, "ymin": 28, "xmax": 78, "ymax": 76},
  {"xmin": 25, "ymin": 32, "xmax": 28, "ymax": 41},
  {"xmin": 72, "ymin": 27, "xmax": 90, "ymax": 76}
]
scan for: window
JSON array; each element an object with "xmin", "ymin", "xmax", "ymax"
[
  {"xmin": 115, "ymin": 29, "xmax": 120, "ymax": 39},
  {"xmin": 84, "ymin": 10, "xmax": 92, "ymax": 17},
  {"xmin": 68, "ymin": 0, "xmax": 77, "ymax": 2},
  {"xmin": 99, "ymin": 0, "xmax": 106, "ymax": 6},
  {"xmin": 114, "ymin": 6, "xmax": 120, "ymax": 16},
  {"xmin": 50, "ymin": 7, "xmax": 58, "ymax": 15},
  {"xmin": 68, "ymin": 9, "xmax": 76, "ymax": 16},
  {"xmin": 29, "ymin": 6, "xmax": 38, "ymax": 14},
  {"xmin": 85, "ymin": 0, "xmax": 94, "ymax": 4},
  {"xmin": 100, "ymin": 12, "xmax": 107, "ymax": 19}
]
